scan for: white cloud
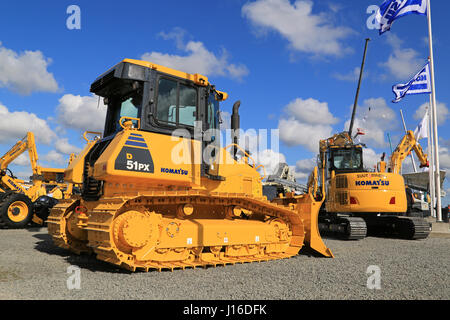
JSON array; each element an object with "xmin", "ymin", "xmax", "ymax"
[
  {"xmin": 279, "ymin": 118, "xmax": 333, "ymax": 152},
  {"xmin": 0, "ymin": 102, "xmax": 56, "ymax": 145},
  {"xmin": 284, "ymin": 98, "xmax": 338, "ymax": 125},
  {"xmin": 0, "ymin": 42, "xmax": 59, "ymax": 95},
  {"xmin": 11, "ymin": 153, "xmax": 30, "ymax": 166},
  {"xmin": 294, "ymin": 157, "xmax": 316, "ymax": 181},
  {"xmin": 414, "ymin": 101, "xmax": 448, "ymax": 126},
  {"xmin": 42, "ymin": 150, "xmax": 67, "ymax": 166},
  {"xmin": 255, "ymin": 149, "xmax": 287, "ymax": 176},
  {"xmin": 278, "ymin": 97, "xmax": 337, "ymax": 152},
  {"xmin": 55, "ymin": 138, "xmax": 82, "ymax": 155},
  {"xmin": 332, "ymin": 67, "xmax": 367, "ymax": 82},
  {"xmin": 142, "ymin": 29, "xmax": 249, "ymax": 80},
  {"xmin": 242, "ymin": 0, "xmax": 354, "ymax": 56},
  {"xmin": 380, "ymin": 34, "xmax": 423, "ymax": 80},
  {"xmin": 363, "ymin": 148, "xmax": 383, "ymax": 171},
  {"xmin": 344, "ymin": 98, "xmax": 397, "ymax": 148},
  {"xmin": 14, "ymin": 170, "xmax": 32, "ymax": 181},
  {"xmin": 438, "ymin": 146, "xmax": 450, "ymax": 172},
  {"xmin": 56, "ymin": 94, "xmax": 107, "ymax": 132}
]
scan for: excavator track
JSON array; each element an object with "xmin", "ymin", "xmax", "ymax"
[
  {"xmin": 48, "ymin": 190, "xmax": 308, "ymax": 272},
  {"xmin": 319, "ymin": 215, "xmax": 367, "ymax": 240},
  {"xmin": 365, "ymin": 216, "xmax": 431, "ymax": 240}
]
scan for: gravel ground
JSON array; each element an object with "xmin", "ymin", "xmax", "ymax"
[{"xmin": 0, "ymin": 227, "xmax": 449, "ymax": 300}]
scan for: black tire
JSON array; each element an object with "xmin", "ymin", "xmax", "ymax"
[{"xmin": 0, "ymin": 192, "xmax": 34, "ymax": 229}]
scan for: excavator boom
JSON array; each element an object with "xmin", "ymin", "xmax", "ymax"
[{"xmin": 389, "ymin": 130, "xmax": 428, "ymax": 174}]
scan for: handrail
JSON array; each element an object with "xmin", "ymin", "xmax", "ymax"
[
  {"xmin": 83, "ymin": 131, "xmax": 103, "ymax": 143},
  {"xmin": 119, "ymin": 117, "xmax": 140, "ymax": 130},
  {"xmin": 225, "ymin": 143, "xmax": 266, "ymax": 181}
]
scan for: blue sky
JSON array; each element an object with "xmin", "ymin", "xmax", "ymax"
[{"xmin": 0, "ymin": 0, "xmax": 449, "ymax": 202}]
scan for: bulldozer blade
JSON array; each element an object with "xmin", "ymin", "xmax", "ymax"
[{"xmin": 296, "ymin": 194, "xmax": 334, "ymax": 258}]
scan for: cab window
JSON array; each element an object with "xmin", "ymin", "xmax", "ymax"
[
  {"xmin": 156, "ymin": 77, "xmax": 197, "ymax": 128},
  {"xmin": 207, "ymin": 93, "xmax": 219, "ymax": 130},
  {"xmin": 332, "ymin": 149, "xmax": 362, "ymax": 171},
  {"xmin": 105, "ymin": 87, "xmax": 142, "ymax": 137}
]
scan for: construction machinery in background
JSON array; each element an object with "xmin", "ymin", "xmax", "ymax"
[
  {"xmin": 47, "ymin": 58, "xmax": 333, "ymax": 272},
  {"xmin": 312, "ymin": 39, "xmax": 431, "ymax": 240},
  {"xmin": 316, "ymin": 129, "xmax": 431, "ymax": 240},
  {"xmin": 262, "ymin": 163, "xmax": 307, "ymax": 201},
  {"xmin": 0, "ymin": 132, "xmax": 75, "ymax": 228}
]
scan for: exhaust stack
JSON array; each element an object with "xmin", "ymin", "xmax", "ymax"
[{"xmin": 231, "ymin": 101, "xmax": 241, "ymax": 159}]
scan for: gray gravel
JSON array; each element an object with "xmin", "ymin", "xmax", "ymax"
[{"xmin": 0, "ymin": 227, "xmax": 449, "ymax": 300}]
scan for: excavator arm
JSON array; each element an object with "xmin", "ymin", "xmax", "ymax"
[{"xmin": 389, "ymin": 130, "xmax": 429, "ymax": 174}]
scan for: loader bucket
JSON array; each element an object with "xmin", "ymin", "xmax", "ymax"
[{"xmin": 295, "ymin": 193, "xmax": 334, "ymax": 258}]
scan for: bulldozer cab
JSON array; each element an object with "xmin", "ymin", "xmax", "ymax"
[
  {"xmin": 89, "ymin": 59, "xmax": 226, "ymax": 186},
  {"xmin": 94, "ymin": 59, "xmax": 224, "ymax": 138}
]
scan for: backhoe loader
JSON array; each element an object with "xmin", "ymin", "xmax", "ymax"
[
  {"xmin": 0, "ymin": 132, "xmax": 75, "ymax": 228},
  {"xmin": 47, "ymin": 59, "xmax": 333, "ymax": 272}
]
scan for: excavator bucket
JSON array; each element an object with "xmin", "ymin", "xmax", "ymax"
[{"xmin": 295, "ymin": 193, "xmax": 334, "ymax": 258}]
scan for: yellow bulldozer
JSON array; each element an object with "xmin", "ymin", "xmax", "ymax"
[
  {"xmin": 47, "ymin": 58, "xmax": 333, "ymax": 272},
  {"xmin": 0, "ymin": 132, "xmax": 75, "ymax": 228}
]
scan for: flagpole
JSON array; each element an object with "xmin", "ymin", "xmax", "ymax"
[
  {"xmin": 427, "ymin": 103, "xmax": 436, "ymax": 218},
  {"xmin": 400, "ymin": 109, "xmax": 417, "ymax": 172},
  {"xmin": 427, "ymin": 0, "xmax": 442, "ymax": 222}
]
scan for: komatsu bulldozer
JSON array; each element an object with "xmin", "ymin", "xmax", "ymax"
[
  {"xmin": 0, "ymin": 132, "xmax": 75, "ymax": 228},
  {"xmin": 316, "ymin": 130, "xmax": 431, "ymax": 240},
  {"xmin": 47, "ymin": 59, "xmax": 333, "ymax": 272}
]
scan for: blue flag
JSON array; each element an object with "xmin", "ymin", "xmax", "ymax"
[
  {"xmin": 392, "ymin": 62, "xmax": 431, "ymax": 103},
  {"xmin": 376, "ymin": 0, "xmax": 427, "ymax": 34}
]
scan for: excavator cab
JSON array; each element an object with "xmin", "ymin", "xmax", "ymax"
[{"xmin": 327, "ymin": 146, "xmax": 364, "ymax": 174}]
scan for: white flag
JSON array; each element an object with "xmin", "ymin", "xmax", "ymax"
[{"xmin": 414, "ymin": 110, "xmax": 428, "ymax": 140}]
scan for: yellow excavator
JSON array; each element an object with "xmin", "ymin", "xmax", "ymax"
[
  {"xmin": 47, "ymin": 58, "xmax": 333, "ymax": 272},
  {"xmin": 0, "ymin": 132, "xmax": 75, "ymax": 228},
  {"xmin": 303, "ymin": 38, "xmax": 429, "ymax": 240},
  {"xmin": 316, "ymin": 129, "xmax": 431, "ymax": 240}
]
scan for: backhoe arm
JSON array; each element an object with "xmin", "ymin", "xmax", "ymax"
[{"xmin": 0, "ymin": 132, "xmax": 42, "ymax": 175}]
